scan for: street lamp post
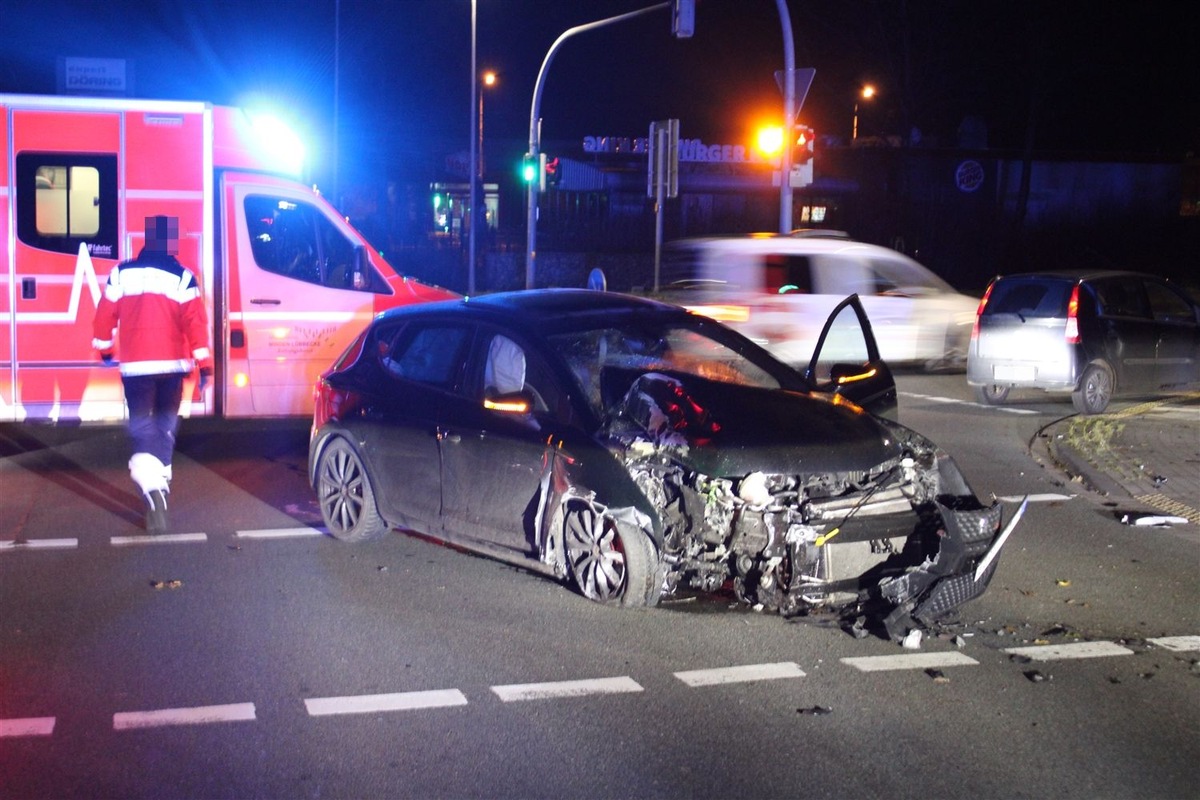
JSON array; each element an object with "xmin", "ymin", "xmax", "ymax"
[{"xmin": 852, "ymin": 84, "xmax": 876, "ymax": 142}]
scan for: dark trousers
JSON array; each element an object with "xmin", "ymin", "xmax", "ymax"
[{"xmin": 122, "ymin": 373, "xmax": 184, "ymax": 466}]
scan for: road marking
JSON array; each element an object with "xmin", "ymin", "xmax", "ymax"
[
  {"xmin": 305, "ymin": 689, "xmax": 468, "ymax": 717},
  {"xmin": 1003, "ymin": 641, "xmax": 1134, "ymax": 661},
  {"xmin": 901, "ymin": 391, "xmax": 1038, "ymax": 415},
  {"xmin": 491, "ymin": 676, "xmax": 643, "ymax": 702},
  {"xmin": 997, "ymin": 493, "xmax": 1075, "ymax": 503},
  {"xmin": 236, "ymin": 527, "xmax": 327, "ymax": 539},
  {"xmin": 841, "ymin": 651, "xmax": 979, "ymax": 672},
  {"xmin": 0, "ymin": 538, "xmax": 78, "ymax": 551},
  {"xmin": 0, "ymin": 717, "xmax": 55, "ymax": 737},
  {"xmin": 110, "ymin": 533, "xmax": 208, "ymax": 546},
  {"xmin": 674, "ymin": 662, "xmax": 806, "ymax": 687},
  {"xmin": 113, "ymin": 702, "xmax": 256, "ymax": 731},
  {"xmin": 1148, "ymin": 635, "xmax": 1200, "ymax": 652}
]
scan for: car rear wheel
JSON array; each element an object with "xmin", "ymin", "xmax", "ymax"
[
  {"xmin": 563, "ymin": 501, "xmax": 659, "ymax": 607},
  {"xmin": 973, "ymin": 384, "xmax": 1011, "ymax": 405},
  {"xmin": 1072, "ymin": 363, "xmax": 1114, "ymax": 414},
  {"xmin": 316, "ymin": 438, "xmax": 389, "ymax": 542}
]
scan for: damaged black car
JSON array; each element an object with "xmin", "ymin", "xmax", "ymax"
[{"xmin": 309, "ymin": 289, "xmax": 1023, "ymax": 639}]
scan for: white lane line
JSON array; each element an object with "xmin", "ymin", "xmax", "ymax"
[
  {"xmin": 841, "ymin": 651, "xmax": 979, "ymax": 672},
  {"xmin": 491, "ymin": 676, "xmax": 643, "ymax": 702},
  {"xmin": 997, "ymin": 493, "xmax": 1075, "ymax": 503},
  {"xmin": 113, "ymin": 702, "xmax": 256, "ymax": 731},
  {"xmin": 674, "ymin": 662, "xmax": 806, "ymax": 687},
  {"xmin": 110, "ymin": 533, "xmax": 208, "ymax": 546},
  {"xmin": 901, "ymin": 392, "xmax": 1038, "ymax": 415},
  {"xmin": 0, "ymin": 717, "xmax": 56, "ymax": 737},
  {"xmin": 305, "ymin": 689, "xmax": 467, "ymax": 717},
  {"xmin": 1003, "ymin": 641, "xmax": 1134, "ymax": 661},
  {"xmin": 236, "ymin": 527, "xmax": 327, "ymax": 539},
  {"xmin": 0, "ymin": 538, "xmax": 78, "ymax": 551},
  {"xmin": 1147, "ymin": 635, "xmax": 1200, "ymax": 653}
]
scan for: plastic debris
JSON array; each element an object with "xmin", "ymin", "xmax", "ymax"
[
  {"xmin": 926, "ymin": 669, "xmax": 951, "ymax": 684},
  {"xmin": 797, "ymin": 705, "xmax": 833, "ymax": 716},
  {"xmin": 1120, "ymin": 512, "xmax": 1188, "ymax": 527},
  {"xmin": 902, "ymin": 629, "xmax": 923, "ymax": 649},
  {"xmin": 150, "ymin": 579, "xmax": 183, "ymax": 590},
  {"xmin": 1055, "ymin": 579, "xmax": 1071, "ymax": 587},
  {"xmin": 1024, "ymin": 670, "xmax": 1050, "ymax": 683}
]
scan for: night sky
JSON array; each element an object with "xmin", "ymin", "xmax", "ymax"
[{"xmin": 3, "ymin": 1, "xmax": 1196, "ymax": 190}]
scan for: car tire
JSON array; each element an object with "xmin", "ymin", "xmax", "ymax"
[
  {"xmin": 1072, "ymin": 362, "xmax": 1114, "ymax": 415},
  {"xmin": 316, "ymin": 437, "xmax": 389, "ymax": 542},
  {"xmin": 973, "ymin": 384, "xmax": 1011, "ymax": 405},
  {"xmin": 563, "ymin": 500, "xmax": 660, "ymax": 607}
]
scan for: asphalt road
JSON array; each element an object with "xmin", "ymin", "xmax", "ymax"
[{"xmin": 1, "ymin": 374, "xmax": 1197, "ymax": 799}]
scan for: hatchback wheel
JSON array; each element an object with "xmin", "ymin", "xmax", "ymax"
[
  {"xmin": 1072, "ymin": 363, "xmax": 1114, "ymax": 414},
  {"xmin": 973, "ymin": 384, "xmax": 1011, "ymax": 405},
  {"xmin": 316, "ymin": 438, "xmax": 388, "ymax": 542},
  {"xmin": 563, "ymin": 501, "xmax": 659, "ymax": 607}
]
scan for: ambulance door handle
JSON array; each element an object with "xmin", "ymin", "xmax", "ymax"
[{"xmin": 250, "ymin": 298, "xmax": 282, "ymax": 305}]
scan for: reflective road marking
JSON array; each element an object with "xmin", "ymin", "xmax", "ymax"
[
  {"xmin": 1148, "ymin": 635, "xmax": 1200, "ymax": 652},
  {"xmin": 110, "ymin": 533, "xmax": 208, "ymax": 546},
  {"xmin": 236, "ymin": 527, "xmax": 327, "ymax": 539},
  {"xmin": 997, "ymin": 493, "xmax": 1075, "ymax": 503},
  {"xmin": 1003, "ymin": 641, "xmax": 1134, "ymax": 661},
  {"xmin": 305, "ymin": 689, "xmax": 468, "ymax": 717},
  {"xmin": 0, "ymin": 538, "xmax": 78, "ymax": 551},
  {"xmin": 841, "ymin": 651, "xmax": 979, "ymax": 672},
  {"xmin": 674, "ymin": 662, "xmax": 806, "ymax": 687},
  {"xmin": 0, "ymin": 717, "xmax": 55, "ymax": 737},
  {"xmin": 113, "ymin": 702, "xmax": 256, "ymax": 730},
  {"xmin": 491, "ymin": 676, "xmax": 643, "ymax": 702}
]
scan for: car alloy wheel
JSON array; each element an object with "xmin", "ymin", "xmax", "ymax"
[
  {"xmin": 563, "ymin": 500, "xmax": 659, "ymax": 607},
  {"xmin": 317, "ymin": 437, "xmax": 388, "ymax": 542},
  {"xmin": 1071, "ymin": 363, "xmax": 1114, "ymax": 415}
]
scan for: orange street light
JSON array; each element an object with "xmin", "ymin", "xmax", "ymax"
[
  {"xmin": 756, "ymin": 124, "xmax": 784, "ymax": 157},
  {"xmin": 853, "ymin": 84, "xmax": 877, "ymax": 142}
]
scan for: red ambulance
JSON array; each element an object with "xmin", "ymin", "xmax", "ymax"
[{"xmin": 1, "ymin": 93, "xmax": 457, "ymax": 422}]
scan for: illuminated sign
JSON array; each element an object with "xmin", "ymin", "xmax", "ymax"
[{"xmin": 584, "ymin": 135, "xmax": 762, "ymax": 164}]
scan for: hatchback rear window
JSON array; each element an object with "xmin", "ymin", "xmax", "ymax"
[{"xmin": 984, "ymin": 279, "xmax": 1073, "ymax": 318}]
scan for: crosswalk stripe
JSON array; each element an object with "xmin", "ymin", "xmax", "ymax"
[
  {"xmin": 841, "ymin": 651, "xmax": 978, "ymax": 672},
  {"xmin": 0, "ymin": 538, "xmax": 78, "ymax": 551},
  {"xmin": 1148, "ymin": 635, "xmax": 1200, "ymax": 652},
  {"xmin": 236, "ymin": 527, "xmax": 327, "ymax": 539},
  {"xmin": 1003, "ymin": 641, "xmax": 1134, "ymax": 661},
  {"xmin": 110, "ymin": 533, "xmax": 208, "ymax": 546},
  {"xmin": 305, "ymin": 689, "xmax": 468, "ymax": 716},
  {"xmin": 901, "ymin": 391, "xmax": 1038, "ymax": 415},
  {"xmin": 491, "ymin": 676, "xmax": 643, "ymax": 702}
]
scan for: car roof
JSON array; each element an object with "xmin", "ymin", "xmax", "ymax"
[
  {"xmin": 374, "ymin": 288, "xmax": 692, "ymax": 335},
  {"xmin": 990, "ymin": 269, "xmax": 1169, "ymax": 284}
]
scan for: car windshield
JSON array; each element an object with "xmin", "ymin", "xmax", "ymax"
[{"xmin": 547, "ymin": 320, "xmax": 784, "ymax": 420}]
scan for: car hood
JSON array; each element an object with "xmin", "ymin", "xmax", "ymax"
[{"xmin": 607, "ymin": 372, "xmax": 899, "ymax": 476}]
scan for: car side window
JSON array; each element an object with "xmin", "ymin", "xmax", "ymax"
[
  {"xmin": 477, "ymin": 331, "xmax": 562, "ymax": 417},
  {"xmin": 1144, "ymin": 281, "xmax": 1197, "ymax": 324},
  {"xmin": 1093, "ymin": 278, "xmax": 1151, "ymax": 319},
  {"xmin": 763, "ymin": 255, "xmax": 812, "ymax": 294},
  {"xmin": 381, "ymin": 323, "xmax": 471, "ymax": 391}
]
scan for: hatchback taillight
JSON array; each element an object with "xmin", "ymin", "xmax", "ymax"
[
  {"xmin": 1064, "ymin": 284, "xmax": 1081, "ymax": 343},
  {"xmin": 970, "ymin": 281, "xmax": 995, "ymax": 341}
]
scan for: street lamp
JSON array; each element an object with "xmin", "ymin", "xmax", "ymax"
[
  {"xmin": 852, "ymin": 84, "xmax": 876, "ymax": 142},
  {"xmin": 469, "ymin": 68, "xmax": 496, "ymax": 295}
]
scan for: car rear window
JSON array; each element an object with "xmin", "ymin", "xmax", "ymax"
[{"xmin": 984, "ymin": 278, "xmax": 1073, "ymax": 318}]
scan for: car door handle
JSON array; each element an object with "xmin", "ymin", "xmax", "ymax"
[{"xmin": 250, "ymin": 298, "xmax": 282, "ymax": 305}]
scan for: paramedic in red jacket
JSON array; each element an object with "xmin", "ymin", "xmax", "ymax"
[{"xmin": 92, "ymin": 215, "xmax": 213, "ymax": 532}]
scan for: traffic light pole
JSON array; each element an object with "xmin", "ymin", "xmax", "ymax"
[
  {"xmin": 776, "ymin": 0, "xmax": 796, "ymax": 234},
  {"xmin": 525, "ymin": 2, "xmax": 671, "ymax": 290}
]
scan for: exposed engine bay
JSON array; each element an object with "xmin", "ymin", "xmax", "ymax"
[{"xmin": 558, "ymin": 372, "xmax": 1021, "ymax": 641}]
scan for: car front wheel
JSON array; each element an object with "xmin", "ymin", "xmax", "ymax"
[
  {"xmin": 563, "ymin": 501, "xmax": 659, "ymax": 607},
  {"xmin": 973, "ymin": 383, "xmax": 1011, "ymax": 405},
  {"xmin": 316, "ymin": 437, "xmax": 389, "ymax": 542},
  {"xmin": 1072, "ymin": 363, "xmax": 1114, "ymax": 414}
]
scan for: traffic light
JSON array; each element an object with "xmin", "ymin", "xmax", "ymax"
[
  {"xmin": 520, "ymin": 154, "xmax": 537, "ymax": 185},
  {"xmin": 544, "ymin": 156, "xmax": 560, "ymax": 186},
  {"xmin": 671, "ymin": 0, "xmax": 695, "ymax": 38}
]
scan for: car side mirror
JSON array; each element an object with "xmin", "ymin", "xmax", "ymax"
[{"xmin": 483, "ymin": 389, "xmax": 533, "ymax": 414}]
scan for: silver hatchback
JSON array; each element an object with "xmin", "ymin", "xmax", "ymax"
[{"xmin": 967, "ymin": 271, "xmax": 1199, "ymax": 414}]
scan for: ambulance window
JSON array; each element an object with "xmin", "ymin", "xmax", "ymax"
[
  {"xmin": 245, "ymin": 194, "xmax": 388, "ymax": 293},
  {"xmin": 16, "ymin": 153, "xmax": 118, "ymax": 257}
]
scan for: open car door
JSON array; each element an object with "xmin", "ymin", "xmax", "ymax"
[{"xmin": 804, "ymin": 294, "xmax": 898, "ymax": 419}]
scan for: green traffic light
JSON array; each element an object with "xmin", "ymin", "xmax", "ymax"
[{"xmin": 521, "ymin": 157, "xmax": 536, "ymax": 183}]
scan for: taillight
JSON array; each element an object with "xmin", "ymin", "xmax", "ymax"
[
  {"xmin": 971, "ymin": 281, "xmax": 995, "ymax": 341},
  {"xmin": 1064, "ymin": 284, "xmax": 1081, "ymax": 343}
]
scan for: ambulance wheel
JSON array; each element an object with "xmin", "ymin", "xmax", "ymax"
[{"xmin": 316, "ymin": 438, "xmax": 388, "ymax": 542}]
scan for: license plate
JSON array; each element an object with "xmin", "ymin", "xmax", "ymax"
[{"xmin": 994, "ymin": 364, "xmax": 1035, "ymax": 381}]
